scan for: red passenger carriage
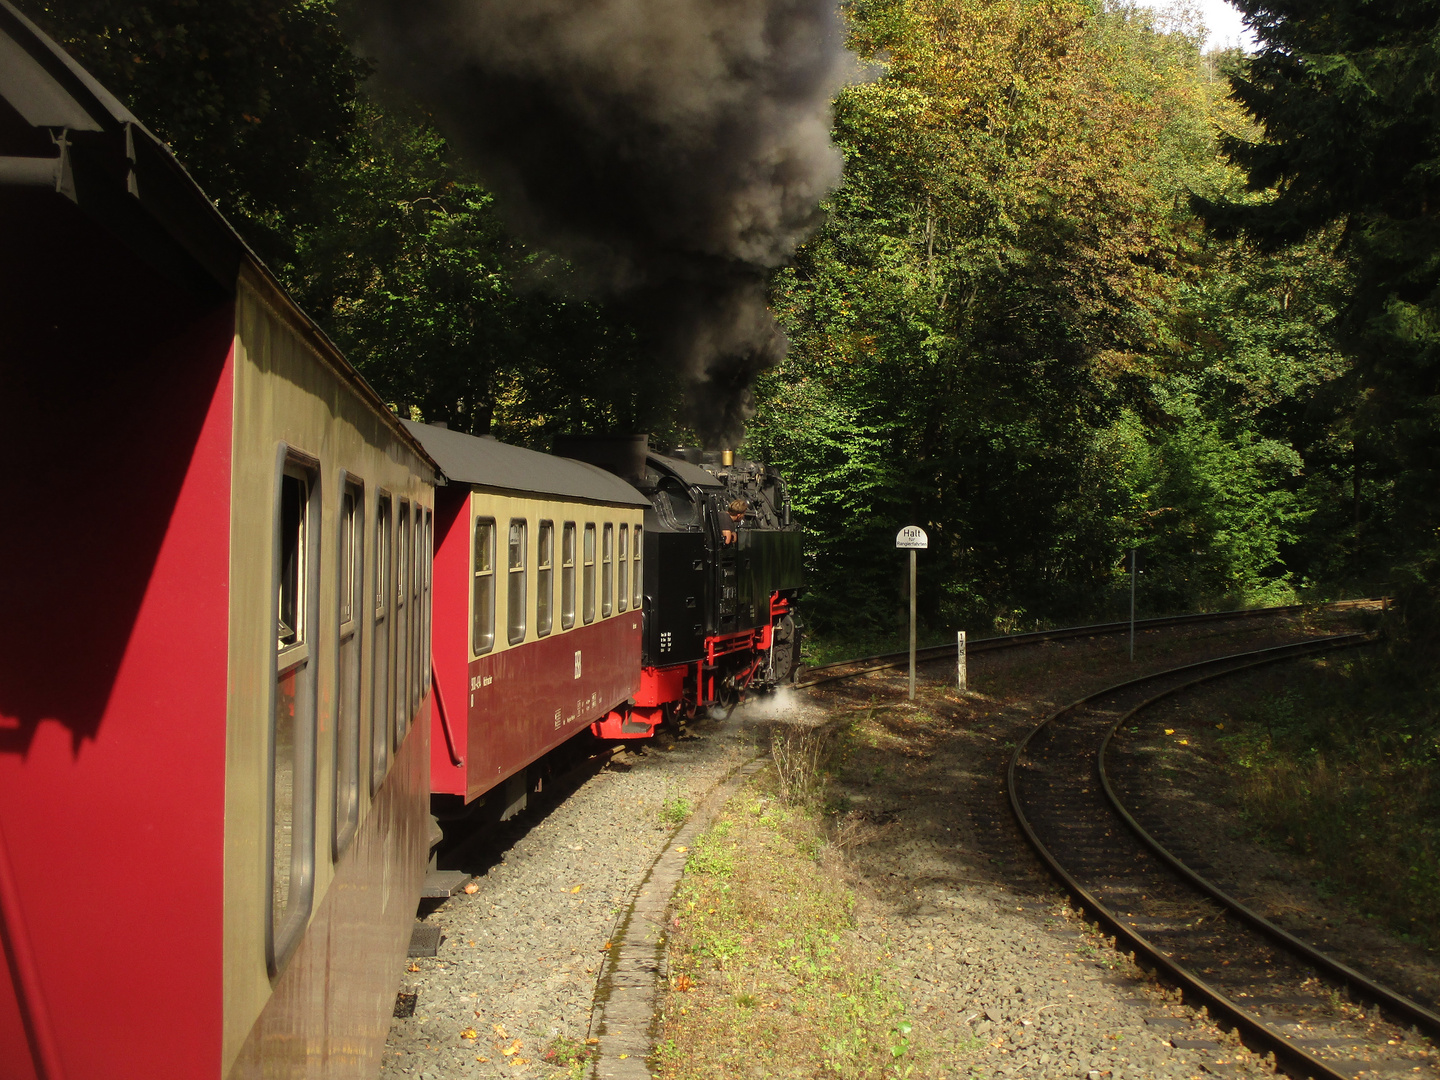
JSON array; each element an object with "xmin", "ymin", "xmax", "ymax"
[
  {"xmin": 404, "ymin": 422, "xmax": 651, "ymax": 816},
  {"xmin": 1, "ymin": 6, "xmax": 436, "ymax": 1077}
]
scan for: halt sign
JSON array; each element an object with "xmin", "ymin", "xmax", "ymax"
[{"xmin": 896, "ymin": 525, "xmax": 929, "ymax": 550}]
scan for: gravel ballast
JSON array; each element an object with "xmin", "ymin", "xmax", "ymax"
[{"xmin": 380, "ymin": 713, "xmax": 762, "ymax": 1078}]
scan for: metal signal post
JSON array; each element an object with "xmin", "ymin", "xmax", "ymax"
[
  {"xmin": 1130, "ymin": 547, "xmax": 1137, "ymax": 661},
  {"xmin": 896, "ymin": 526, "xmax": 929, "ymax": 700}
]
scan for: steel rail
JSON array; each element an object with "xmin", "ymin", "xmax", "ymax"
[
  {"xmin": 795, "ymin": 598, "xmax": 1381, "ymax": 689},
  {"xmin": 1007, "ymin": 635, "xmax": 1407, "ymax": 1080},
  {"xmin": 1094, "ymin": 642, "xmax": 1440, "ymax": 1044}
]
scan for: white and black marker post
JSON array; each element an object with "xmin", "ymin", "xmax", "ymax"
[
  {"xmin": 896, "ymin": 526, "xmax": 929, "ymax": 700},
  {"xmin": 1129, "ymin": 547, "xmax": 1137, "ymax": 662}
]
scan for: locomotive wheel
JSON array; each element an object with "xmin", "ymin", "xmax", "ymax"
[
  {"xmin": 769, "ymin": 614, "xmax": 801, "ymax": 685},
  {"xmin": 709, "ymin": 676, "xmax": 738, "ymax": 720}
]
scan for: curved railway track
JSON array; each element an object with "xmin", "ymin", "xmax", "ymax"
[
  {"xmin": 1007, "ymin": 634, "xmax": 1439, "ymax": 1080},
  {"xmin": 794, "ymin": 599, "xmax": 1381, "ymax": 689}
]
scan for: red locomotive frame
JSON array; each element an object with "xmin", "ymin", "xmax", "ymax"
[{"xmin": 590, "ymin": 593, "xmax": 792, "ymax": 738}]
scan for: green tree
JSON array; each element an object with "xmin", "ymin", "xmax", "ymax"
[
  {"xmin": 751, "ymin": 0, "xmax": 1245, "ymax": 635},
  {"xmin": 31, "ymin": 0, "xmax": 366, "ymax": 271},
  {"xmin": 1203, "ymin": 0, "xmax": 1440, "ymax": 624},
  {"xmin": 288, "ymin": 99, "xmax": 670, "ymax": 443}
]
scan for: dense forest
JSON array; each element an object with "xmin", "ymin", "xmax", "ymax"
[{"xmin": 30, "ymin": 0, "xmax": 1440, "ymax": 643}]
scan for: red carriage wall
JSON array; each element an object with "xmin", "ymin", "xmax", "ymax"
[{"xmin": 0, "ymin": 195, "xmax": 237, "ymax": 1080}]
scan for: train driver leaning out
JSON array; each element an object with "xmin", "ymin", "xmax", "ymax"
[{"xmin": 721, "ymin": 498, "xmax": 748, "ymax": 545}]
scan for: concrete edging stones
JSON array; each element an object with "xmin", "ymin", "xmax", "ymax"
[{"xmin": 586, "ymin": 755, "xmax": 768, "ymax": 1080}]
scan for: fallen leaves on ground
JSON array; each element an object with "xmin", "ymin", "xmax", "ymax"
[
  {"xmin": 502, "ymin": 1039, "xmax": 523, "ymax": 1056},
  {"xmin": 463, "ymin": 881, "xmax": 480, "ymax": 894},
  {"xmin": 460, "ymin": 1028, "xmax": 478, "ymax": 1040}
]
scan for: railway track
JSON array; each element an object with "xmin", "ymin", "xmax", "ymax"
[
  {"xmin": 794, "ymin": 599, "xmax": 1382, "ymax": 689},
  {"xmin": 1007, "ymin": 633, "xmax": 1439, "ymax": 1080}
]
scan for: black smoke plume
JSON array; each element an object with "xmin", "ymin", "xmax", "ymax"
[{"xmin": 345, "ymin": 0, "xmax": 852, "ymax": 447}]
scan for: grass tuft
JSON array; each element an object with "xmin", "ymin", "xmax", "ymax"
[
  {"xmin": 540, "ymin": 1033, "xmax": 592, "ymax": 1079},
  {"xmin": 769, "ymin": 722, "xmax": 840, "ymax": 808},
  {"xmin": 660, "ymin": 796, "xmax": 695, "ymax": 826}
]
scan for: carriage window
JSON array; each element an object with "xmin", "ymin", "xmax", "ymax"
[
  {"xmin": 561, "ymin": 522, "xmax": 576, "ymax": 630},
  {"xmin": 617, "ymin": 524, "xmax": 629, "ymax": 613},
  {"xmin": 272, "ymin": 461, "xmax": 317, "ymax": 974},
  {"xmin": 473, "ymin": 517, "xmax": 496, "ymax": 654},
  {"xmin": 423, "ymin": 509, "xmax": 433, "ymax": 682},
  {"xmin": 394, "ymin": 502, "xmax": 410, "ymax": 746},
  {"xmin": 277, "ymin": 478, "xmax": 304, "ymax": 647},
  {"xmin": 602, "ymin": 523, "xmax": 613, "ymax": 618},
  {"xmin": 508, "ymin": 519, "xmax": 528, "ymax": 645},
  {"xmin": 632, "ymin": 524, "xmax": 643, "ymax": 610},
  {"xmin": 371, "ymin": 496, "xmax": 393, "ymax": 793},
  {"xmin": 582, "ymin": 523, "xmax": 596, "ymax": 624},
  {"xmin": 334, "ymin": 483, "xmax": 362, "ymax": 859},
  {"xmin": 537, "ymin": 521, "xmax": 553, "ymax": 637},
  {"xmin": 410, "ymin": 505, "xmax": 422, "ymax": 719}
]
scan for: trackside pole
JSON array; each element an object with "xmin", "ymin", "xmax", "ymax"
[
  {"xmin": 957, "ymin": 630, "xmax": 967, "ymax": 692},
  {"xmin": 896, "ymin": 525, "xmax": 928, "ymax": 702},
  {"xmin": 1129, "ymin": 547, "xmax": 1136, "ymax": 662},
  {"xmin": 909, "ymin": 548, "xmax": 917, "ymax": 700}
]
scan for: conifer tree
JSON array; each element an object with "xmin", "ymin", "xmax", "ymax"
[{"xmin": 1203, "ymin": 1, "xmax": 1440, "ymax": 618}]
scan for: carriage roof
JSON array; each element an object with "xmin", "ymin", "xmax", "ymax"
[{"xmin": 401, "ymin": 420, "xmax": 651, "ymax": 507}]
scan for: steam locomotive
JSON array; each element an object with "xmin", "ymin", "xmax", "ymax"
[{"xmin": 557, "ymin": 436, "xmax": 804, "ymax": 730}]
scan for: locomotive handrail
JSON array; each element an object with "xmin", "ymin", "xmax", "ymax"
[
  {"xmin": 431, "ymin": 662, "xmax": 465, "ymax": 767},
  {"xmin": 0, "ymin": 817, "xmax": 67, "ymax": 1080}
]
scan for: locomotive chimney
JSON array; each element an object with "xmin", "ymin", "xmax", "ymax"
[{"xmin": 721, "ymin": 449, "xmax": 735, "ymax": 467}]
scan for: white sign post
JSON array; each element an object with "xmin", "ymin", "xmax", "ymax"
[
  {"xmin": 896, "ymin": 526, "xmax": 929, "ymax": 700},
  {"xmin": 1129, "ymin": 547, "xmax": 1137, "ymax": 662},
  {"xmin": 957, "ymin": 631, "xmax": 967, "ymax": 692}
]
